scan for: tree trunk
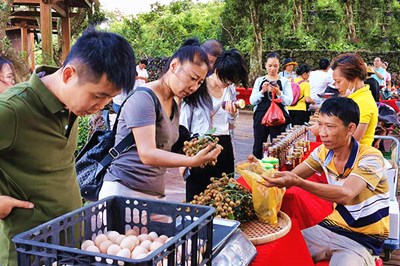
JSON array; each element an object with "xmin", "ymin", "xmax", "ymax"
[
  {"xmin": 344, "ymin": 1, "xmax": 357, "ymax": 41},
  {"xmin": 0, "ymin": 0, "xmax": 30, "ymax": 81},
  {"xmin": 249, "ymin": 0, "xmax": 263, "ymax": 82},
  {"xmin": 293, "ymin": 0, "xmax": 303, "ymax": 31}
]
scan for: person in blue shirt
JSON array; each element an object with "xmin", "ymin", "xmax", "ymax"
[{"xmin": 279, "ymin": 58, "xmax": 298, "ymax": 80}]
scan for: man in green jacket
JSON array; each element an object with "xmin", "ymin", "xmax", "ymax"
[{"xmin": 0, "ymin": 29, "xmax": 136, "ymax": 265}]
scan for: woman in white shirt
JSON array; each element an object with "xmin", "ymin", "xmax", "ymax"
[
  {"xmin": 180, "ymin": 49, "xmax": 248, "ymax": 201},
  {"xmin": 250, "ymin": 52, "xmax": 293, "ymax": 159}
]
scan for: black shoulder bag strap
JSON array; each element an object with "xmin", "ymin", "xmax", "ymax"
[{"xmin": 98, "ymin": 87, "xmax": 161, "ymax": 169}]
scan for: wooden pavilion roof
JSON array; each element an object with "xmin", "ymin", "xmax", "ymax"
[
  {"xmin": 7, "ymin": 0, "xmax": 93, "ymax": 32},
  {"xmin": 5, "ymin": 0, "xmax": 94, "ymax": 66}
]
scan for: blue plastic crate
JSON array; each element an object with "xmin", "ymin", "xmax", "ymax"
[{"xmin": 13, "ymin": 196, "xmax": 215, "ymax": 265}]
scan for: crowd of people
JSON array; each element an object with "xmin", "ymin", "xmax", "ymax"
[{"xmin": 0, "ymin": 28, "xmax": 397, "ymax": 266}]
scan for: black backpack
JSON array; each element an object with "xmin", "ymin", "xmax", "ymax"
[{"xmin": 75, "ymin": 87, "xmax": 161, "ymax": 201}]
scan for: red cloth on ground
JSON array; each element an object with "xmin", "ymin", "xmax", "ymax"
[
  {"xmin": 250, "ymin": 218, "xmax": 314, "ymax": 266},
  {"xmin": 280, "ymin": 173, "xmax": 333, "ymax": 230},
  {"xmin": 381, "ymin": 99, "xmax": 400, "ymax": 112}
]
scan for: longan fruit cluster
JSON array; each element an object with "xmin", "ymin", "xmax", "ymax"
[
  {"xmin": 183, "ymin": 136, "xmax": 220, "ymax": 168},
  {"xmin": 190, "ymin": 173, "xmax": 256, "ymax": 222}
]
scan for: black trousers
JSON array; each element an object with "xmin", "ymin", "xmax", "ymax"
[
  {"xmin": 289, "ymin": 110, "xmax": 310, "ymax": 126},
  {"xmin": 253, "ymin": 110, "xmax": 287, "ymax": 159},
  {"xmin": 186, "ymin": 135, "xmax": 234, "ymax": 202}
]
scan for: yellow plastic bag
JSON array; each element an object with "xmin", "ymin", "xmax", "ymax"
[{"xmin": 236, "ymin": 161, "xmax": 285, "ymax": 227}]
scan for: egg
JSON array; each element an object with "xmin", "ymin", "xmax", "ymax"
[
  {"xmin": 99, "ymin": 240, "xmax": 113, "ymax": 254},
  {"xmin": 117, "ymin": 247, "xmax": 131, "ymax": 257},
  {"xmin": 187, "ymin": 239, "xmax": 192, "ymax": 254},
  {"xmin": 114, "ymin": 235, "xmax": 126, "ymax": 245},
  {"xmin": 153, "ymin": 237, "xmax": 165, "ymax": 244},
  {"xmin": 86, "ymin": 245, "xmax": 100, "ymax": 253},
  {"xmin": 139, "ymin": 240, "xmax": 152, "ymax": 251},
  {"xmin": 120, "ymin": 235, "xmax": 137, "ymax": 251},
  {"xmin": 94, "ymin": 234, "xmax": 108, "ymax": 247},
  {"xmin": 131, "ymin": 245, "xmax": 148, "ymax": 259},
  {"xmin": 156, "ymin": 258, "xmax": 168, "ymax": 266},
  {"xmin": 107, "ymin": 244, "xmax": 122, "ymax": 256},
  {"xmin": 159, "ymin": 235, "xmax": 169, "ymax": 242},
  {"xmin": 86, "ymin": 245, "xmax": 102, "ymax": 262},
  {"xmin": 138, "ymin": 233, "xmax": 151, "ymax": 243},
  {"xmin": 197, "ymin": 252, "xmax": 203, "ymax": 264},
  {"xmin": 148, "ymin": 231, "xmax": 158, "ymax": 241},
  {"xmin": 140, "ymin": 227, "xmax": 148, "ymax": 234},
  {"xmin": 125, "ymin": 228, "xmax": 138, "ymax": 236},
  {"xmin": 116, "ymin": 248, "xmax": 131, "ymax": 266},
  {"xmin": 164, "ymin": 236, "xmax": 173, "ymax": 243},
  {"xmin": 135, "ymin": 252, "xmax": 148, "ymax": 259},
  {"xmin": 81, "ymin": 240, "xmax": 95, "ymax": 250},
  {"xmin": 149, "ymin": 241, "xmax": 163, "ymax": 252},
  {"xmin": 132, "ymin": 235, "xmax": 140, "ymax": 246},
  {"xmin": 199, "ymin": 241, "xmax": 206, "ymax": 254},
  {"xmin": 106, "ymin": 231, "xmax": 120, "ymax": 243}
]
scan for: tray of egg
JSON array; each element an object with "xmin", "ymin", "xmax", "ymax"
[{"xmin": 81, "ymin": 228, "xmax": 170, "ymax": 263}]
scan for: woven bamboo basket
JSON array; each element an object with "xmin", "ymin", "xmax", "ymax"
[{"xmin": 241, "ymin": 211, "xmax": 292, "ymax": 245}]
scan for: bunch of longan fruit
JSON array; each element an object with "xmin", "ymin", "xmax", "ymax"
[
  {"xmin": 190, "ymin": 173, "xmax": 256, "ymax": 222},
  {"xmin": 183, "ymin": 135, "xmax": 221, "ymax": 168}
]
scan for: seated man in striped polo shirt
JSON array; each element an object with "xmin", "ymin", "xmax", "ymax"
[{"xmin": 262, "ymin": 97, "xmax": 389, "ymax": 266}]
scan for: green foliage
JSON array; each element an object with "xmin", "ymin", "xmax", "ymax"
[
  {"xmin": 0, "ymin": 2, "xmax": 8, "ymax": 11},
  {"xmin": 107, "ymin": 0, "xmax": 223, "ymax": 59},
  {"xmin": 75, "ymin": 116, "xmax": 91, "ymax": 156},
  {"xmin": 101, "ymin": 0, "xmax": 400, "ymax": 78}
]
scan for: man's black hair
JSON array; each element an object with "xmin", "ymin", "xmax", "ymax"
[
  {"xmin": 214, "ymin": 48, "xmax": 249, "ymax": 88},
  {"xmin": 139, "ymin": 59, "xmax": 148, "ymax": 66},
  {"xmin": 319, "ymin": 97, "xmax": 360, "ymax": 126},
  {"xmin": 296, "ymin": 64, "xmax": 311, "ymax": 76},
  {"xmin": 319, "ymin": 58, "xmax": 330, "ymax": 70},
  {"xmin": 63, "ymin": 29, "xmax": 136, "ymax": 94}
]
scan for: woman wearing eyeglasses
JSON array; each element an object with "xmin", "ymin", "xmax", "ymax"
[
  {"xmin": 0, "ymin": 56, "xmax": 15, "ymax": 93},
  {"xmin": 98, "ymin": 39, "xmax": 222, "ymax": 200},
  {"xmin": 180, "ymin": 49, "xmax": 249, "ymax": 201}
]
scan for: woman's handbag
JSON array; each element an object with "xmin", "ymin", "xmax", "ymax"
[
  {"xmin": 75, "ymin": 87, "xmax": 161, "ymax": 201},
  {"xmin": 261, "ymin": 92, "xmax": 286, "ymax": 127}
]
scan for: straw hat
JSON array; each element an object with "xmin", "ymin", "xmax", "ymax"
[{"xmin": 282, "ymin": 58, "xmax": 298, "ymax": 69}]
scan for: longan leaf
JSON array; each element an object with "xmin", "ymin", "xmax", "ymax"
[
  {"xmin": 205, "ymin": 127, "xmax": 216, "ymax": 135},
  {"xmin": 227, "ymin": 183, "xmax": 236, "ymax": 188}
]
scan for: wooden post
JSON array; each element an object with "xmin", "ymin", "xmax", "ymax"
[
  {"xmin": 29, "ymin": 32, "xmax": 35, "ymax": 71},
  {"xmin": 61, "ymin": 7, "xmax": 70, "ymax": 63},
  {"xmin": 40, "ymin": 0, "xmax": 53, "ymax": 65},
  {"xmin": 20, "ymin": 22, "xmax": 29, "ymax": 64}
]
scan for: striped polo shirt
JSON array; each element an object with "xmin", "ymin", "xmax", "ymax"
[{"xmin": 304, "ymin": 140, "xmax": 390, "ymax": 255}]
